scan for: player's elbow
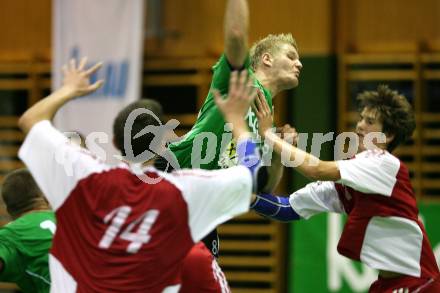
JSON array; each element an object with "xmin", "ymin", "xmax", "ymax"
[
  {"xmin": 18, "ymin": 112, "xmax": 33, "ymax": 134},
  {"xmin": 18, "ymin": 110, "xmax": 45, "ymax": 135}
]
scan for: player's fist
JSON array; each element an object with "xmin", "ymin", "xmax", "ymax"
[{"xmin": 276, "ymin": 124, "xmax": 298, "ymax": 146}]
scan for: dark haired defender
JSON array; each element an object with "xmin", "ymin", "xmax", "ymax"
[
  {"xmin": 17, "ymin": 59, "xmax": 266, "ymax": 293},
  {"xmin": 251, "ymin": 86, "xmax": 440, "ymax": 292}
]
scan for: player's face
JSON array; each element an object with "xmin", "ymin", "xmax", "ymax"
[
  {"xmin": 271, "ymin": 44, "xmax": 302, "ymax": 90},
  {"xmin": 355, "ymin": 107, "xmax": 388, "ymax": 152}
]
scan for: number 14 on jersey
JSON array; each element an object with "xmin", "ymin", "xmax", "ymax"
[{"xmin": 98, "ymin": 206, "xmax": 160, "ymax": 254}]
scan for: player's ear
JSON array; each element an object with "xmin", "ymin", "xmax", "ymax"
[{"xmin": 262, "ymin": 53, "xmax": 272, "ymax": 68}]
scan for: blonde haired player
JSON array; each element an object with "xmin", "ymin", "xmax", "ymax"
[{"xmin": 159, "ymin": 1, "xmax": 302, "ymax": 291}]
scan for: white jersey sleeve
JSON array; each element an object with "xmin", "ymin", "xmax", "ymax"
[
  {"xmin": 289, "ymin": 181, "xmax": 344, "ymax": 219},
  {"xmin": 336, "ymin": 150, "xmax": 400, "ymax": 196},
  {"xmin": 164, "ymin": 166, "xmax": 253, "ymax": 242},
  {"xmin": 18, "ymin": 120, "xmax": 110, "ymax": 211}
]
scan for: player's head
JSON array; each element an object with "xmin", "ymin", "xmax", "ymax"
[
  {"xmin": 355, "ymin": 85, "xmax": 415, "ymax": 152},
  {"xmin": 1, "ymin": 168, "xmax": 49, "ymax": 219},
  {"xmin": 250, "ymin": 33, "xmax": 302, "ymax": 90},
  {"xmin": 113, "ymin": 99, "xmax": 164, "ymax": 159}
]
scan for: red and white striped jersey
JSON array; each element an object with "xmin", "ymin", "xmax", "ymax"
[
  {"xmin": 290, "ymin": 149, "xmax": 439, "ymax": 278},
  {"xmin": 19, "ymin": 121, "xmax": 253, "ymax": 293}
]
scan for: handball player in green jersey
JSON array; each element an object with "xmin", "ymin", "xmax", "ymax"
[
  {"xmin": 0, "ymin": 169, "xmax": 55, "ymax": 292},
  {"xmin": 157, "ymin": 0, "xmax": 303, "ymax": 291}
]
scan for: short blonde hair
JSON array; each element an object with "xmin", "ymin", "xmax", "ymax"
[{"xmin": 250, "ymin": 33, "xmax": 297, "ymax": 71}]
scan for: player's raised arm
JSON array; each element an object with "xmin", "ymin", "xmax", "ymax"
[
  {"xmin": 18, "ymin": 58, "xmax": 103, "ymax": 135},
  {"xmin": 17, "ymin": 58, "xmax": 106, "ymax": 212},
  {"xmin": 254, "ymin": 92, "xmax": 341, "ymax": 181},
  {"xmin": 224, "ymin": 0, "xmax": 249, "ymax": 68}
]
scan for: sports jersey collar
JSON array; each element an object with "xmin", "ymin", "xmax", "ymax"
[{"xmin": 115, "ymin": 159, "xmax": 159, "ymax": 176}]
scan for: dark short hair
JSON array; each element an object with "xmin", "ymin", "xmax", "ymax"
[
  {"xmin": 357, "ymin": 85, "xmax": 416, "ymax": 152},
  {"xmin": 113, "ymin": 99, "xmax": 163, "ymax": 158},
  {"xmin": 1, "ymin": 169, "xmax": 45, "ymax": 217}
]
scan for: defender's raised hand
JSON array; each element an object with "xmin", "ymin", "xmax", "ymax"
[
  {"xmin": 62, "ymin": 57, "xmax": 104, "ymax": 98},
  {"xmin": 18, "ymin": 57, "xmax": 105, "ymax": 134},
  {"xmin": 213, "ymin": 70, "xmax": 257, "ymax": 140},
  {"xmin": 213, "ymin": 70, "xmax": 257, "ymax": 120}
]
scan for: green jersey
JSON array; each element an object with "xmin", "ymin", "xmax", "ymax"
[
  {"xmin": 170, "ymin": 54, "xmax": 273, "ymax": 170},
  {"xmin": 0, "ymin": 211, "xmax": 55, "ymax": 293}
]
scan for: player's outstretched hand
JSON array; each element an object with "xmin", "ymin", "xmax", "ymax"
[
  {"xmin": 62, "ymin": 57, "xmax": 104, "ymax": 98},
  {"xmin": 213, "ymin": 70, "xmax": 257, "ymax": 123},
  {"xmin": 253, "ymin": 90, "xmax": 273, "ymax": 138}
]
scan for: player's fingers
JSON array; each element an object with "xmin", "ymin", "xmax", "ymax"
[
  {"xmin": 229, "ymin": 71, "xmax": 238, "ymax": 97},
  {"xmin": 258, "ymin": 91, "xmax": 269, "ymax": 115},
  {"xmin": 246, "ymin": 76, "xmax": 255, "ymax": 98},
  {"xmin": 78, "ymin": 57, "xmax": 88, "ymax": 70},
  {"xmin": 255, "ymin": 91, "xmax": 263, "ymax": 112},
  {"xmin": 88, "ymin": 79, "xmax": 104, "ymax": 92},
  {"xmin": 249, "ymin": 86, "xmax": 258, "ymax": 102},
  {"xmin": 261, "ymin": 94, "xmax": 271, "ymax": 113},
  {"xmin": 257, "ymin": 89, "xmax": 265, "ymax": 101},
  {"xmin": 251, "ymin": 102, "xmax": 259, "ymax": 115},
  {"xmin": 84, "ymin": 62, "xmax": 103, "ymax": 76},
  {"xmin": 238, "ymin": 70, "xmax": 248, "ymax": 94}
]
